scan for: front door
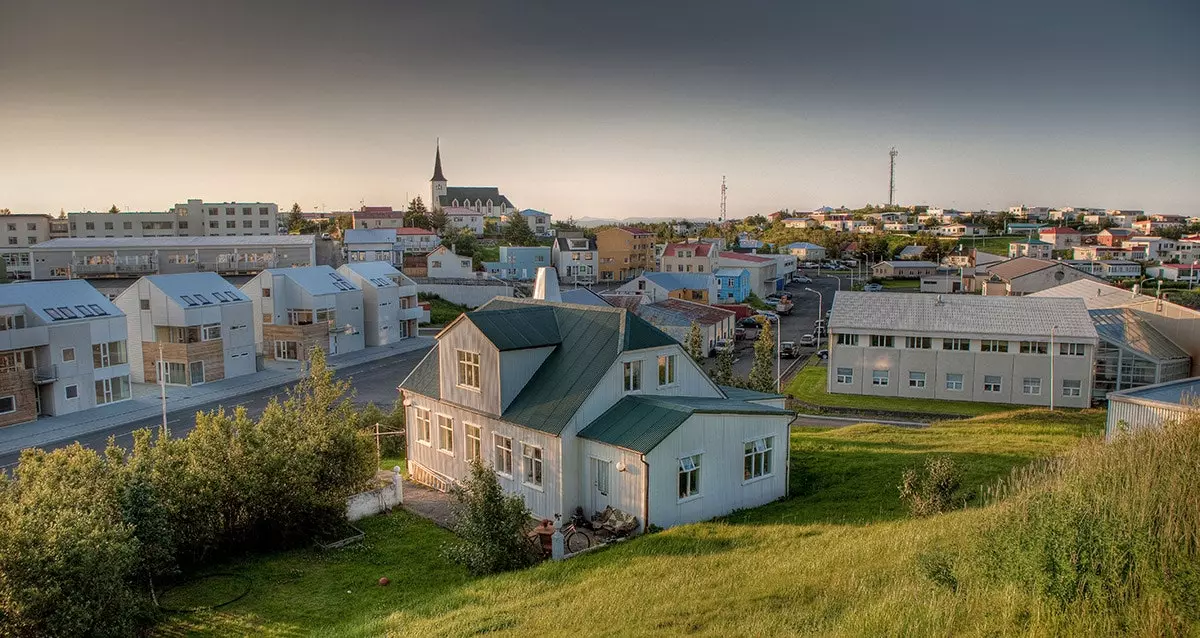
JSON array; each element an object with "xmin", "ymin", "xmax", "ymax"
[
  {"xmin": 329, "ymin": 334, "xmax": 338, "ymax": 355},
  {"xmin": 589, "ymin": 458, "xmax": 611, "ymax": 515}
]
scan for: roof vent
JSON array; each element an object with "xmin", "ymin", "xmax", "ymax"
[
  {"xmin": 533, "ymin": 267, "xmax": 561, "ymax": 302},
  {"xmin": 935, "ymin": 294, "xmax": 944, "ymax": 305}
]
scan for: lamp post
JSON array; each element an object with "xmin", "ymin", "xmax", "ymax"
[
  {"xmin": 158, "ymin": 342, "xmax": 168, "ymax": 437},
  {"xmin": 805, "ymin": 287, "xmax": 823, "ymax": 350},
  {"xmin": 825, "ymin": 274, "xmax": 842, "ymax": 291},
  {"xmin": 1049, "ymin": 325, "xmax": 1057, "ymax": 411}
]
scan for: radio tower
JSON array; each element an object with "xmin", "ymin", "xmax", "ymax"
[
  {"xmin": 719, "ymin": 175, "xmax": 727, "ymax": 222},
  {"xmin": 888, "ymin": 147, "xmax": 898, "ymax": 206}
]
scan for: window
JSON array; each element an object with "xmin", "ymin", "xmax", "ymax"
[
  {"xmin": 657, "ymin": 354, "xmax": 676, "ymax": 386},
  {"xmin": 0, "ymin": 396, "xmax": 13, "ymax": 413},
  {"xmin": 466, "ymin": 424, "xmax": 481, "ymax": 462},
  {"xmin": 201, "ymin": 324, "xmax": 221, "ymax": 341},
  {"xmin": 1020, "ymin": 341, "xmax": 1048, "ymax": 355},
  {"xmin": 836, "ymin": 367, "xmax": 853, "ymax": 384},
  {"xmin": 92, "ymin": 340, "xmax": 127, "ymax": 367},
  {"xmin": 905, "ymin": 336, "xmax": 932, "ymax": 349},
  {"xmin": 984, "ymin": 375, "xmax": 1002, "ymax": 392},
  {"xmin": 623, "ymin": 360, "xmax": 642, "ymax": 392},
  {"xmin": 1060, "ymin": 343, "xmax": 1086, "ymax": 356},
  {"xmin": 744, "ymin": 437, "xmax": 773, "ymax": 481},
  {"xmin": 942, "ymin": 338, "xmax": 970, "ymax": 351},
  {"xmin": 1062, "ymin": 379, "xmax": 1082, "ymax": 397},
  {"xmin": 494, "ymin": 434, "xmax": 513, "ymax": 476},
  {"xmin": 226, "ymin": 221, "xmax": 236, "ymax": 228},
  {"xmin": 456, "ymin": 350, "xmax": 480, "ymax": 390},
  {"xmin": 678, "ymin": 454, "xmax": 701, "ymax": 500},
  {"xmin": 0, "ymin": 314, "xmax": 24, "ymax": 330},
  {"xmin": 981, "ymin": 340, "xmax": 1008, "ymax": 353},
  {"xmin": 139, "ymin": 298, "xmax": 150, "ymax": 311},
  {"xmin": 263, "ymin": 313, "xmax": 274, "ymax": 325},
  {"xmin": 908, "ymin": 371, "xmax": 926, "ymax": 388},
  {"xmin": 945, "ymin": 373, "xmax": 963, "ymax": 391},
  {"xmin": 157, "ymin": 361, "xmax": 188, "ymax": 385},
  {"xmin": 872, "ymin": 369, "xmax": 889, "ymax": 386},
  {"xmin": 273, "ymin": 340, "xmax": 299, "ymax": 360},
  {"xmin": 1022, "ymin": 377, "xmax": 1042, "ymax": 395},
  {"xmin": 262, "ymin": 287, "xmax": 272, "ymax": 298},
  {"xmin": 870, "ymin": 335, "xmax": 894, "ymax": 348},
  {"xmin": 414, "ymin": 408, "xmax": 431, "ymax": 443},
  {"xmin": 522, "ymin": 443, "xmax": 543, "ymax": 488},
  {"xmin": 437, "ymin": 414, "xmax": 454, "ymax": 454},
  {"xmin": 94, "ymin": 375, "xmax": 130, "ymax": 405},
  {"xmin": 65, "ymin": 385, "xmax": 78, "ymax": 399}
]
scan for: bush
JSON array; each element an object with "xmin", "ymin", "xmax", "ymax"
[
  {"xmin": 443, "ymin": 461, "xmax": 540, "ymax": 575},
  {"xmin": 899, "ymin": 456, "xmax": 964, "ymax": 517}
]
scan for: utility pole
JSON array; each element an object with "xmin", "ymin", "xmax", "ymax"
[
  {"xmin": 719, "ymin": 176, "xmax": 727, "ymax": 223},
  {"xmin": 158, "ymin": 342, "xmax": 168, "ymax": 437},
  {"xmin": 888, "ymin": 147, "xmax": 899, "ymax": 207}
]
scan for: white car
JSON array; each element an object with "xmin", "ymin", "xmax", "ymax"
[
  {"xmin": 863, "ymin": 283, "xmax": 883, "ymax": 292},
  {"xmin": 799, "ymin": 334, "xmax": 817, "ymax": 346},
  {"xmin": 320, "ymin": 233, "xmax": 332, "ymax": 240},
  {"xmin": 794, "ymin": 276, "xmax": 812, "ymax": 284}
]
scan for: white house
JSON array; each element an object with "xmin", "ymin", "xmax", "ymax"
[
  {"xmin": 338, "ymin": 261, "xmax": 422, "ymax": 345},
  {"xmin": 551, "ymin": 235, "xmax": 598, "ymax": 284},
  {"xmin": 518, "ymin": 209, "xmax": 552, "ymax": 236},
  {"xmin": 113, "ymin": 273, "xmax": 256, "ymax": 385},
  {"xmin": 241, "ymin": 266, "xmax": 365, "ymax": 361},
  {"xmin": 398, "ymin": 297, "xmax": 795, "ymax": 529},
  {"xmin": 616, "ymin": 272, "xmax": 719, "ymax": 304},
  {"xmin": 425, "ymin": 245, "xmax": 475, "ymax": 279},
  {"xmin": 343, "ymin": 229, "xmax": 399, "ymax": 265},
  {"xmin": 442, "ymin": 207, "xmax": 485, "ymax": 237},
  {"xmin": 785, "ymin": 242, "xmax": 826, "ymax": 261},
  {"xmin": 0, "ymin": 280, "xmax": 131, "ymax": 427},
  {"xmin": 394, "ymin": 227, "xmax": 441, "ymax": 254}
]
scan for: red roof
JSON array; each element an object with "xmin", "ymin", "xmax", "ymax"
[
  {"xmin": 1160, "ymin": 263, "xmax": 1197, "ymax": 270},
  {"xmin": 662, "ymin": 242, "xmax": 713, "ymax": 257},
  {"xmin": 1101, "ymin": 228, "xmax": 1134, "ymax": 235},
  {"xmin": 718, "ymin": 251, "xmax": 772, "ymax": 264},
  {"xmin": 1040, "ymin": 226, "xmax": 1081, "ymax": 234},
  {"xmin": 395, "ymin": 227, "xmax": 437, "ymax": 236}
]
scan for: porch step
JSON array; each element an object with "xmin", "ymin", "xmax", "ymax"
[{"xmin": 410, "ymin": 463, "xmax": 453, "ymax": 493}]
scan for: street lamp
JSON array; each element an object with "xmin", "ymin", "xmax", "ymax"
[
  {"xmin": 805, "ymin": 287, "xmax": 824, "ymax": 350},
  {"xmin": 1049, "ymin": 324, "xmax": 1057, "ymax": 411},
  {"xmin": 825, "ymin": 274, "xmax": 842, "ymax": 291}
]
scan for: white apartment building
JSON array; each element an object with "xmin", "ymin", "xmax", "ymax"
[
  {"xmin": 337, "ymin": 262, "xmax": 422, "ymax": 346},
  {"xmin": 27, "ymin": 236, "xmax": 315, "ymax": 280},
  {"xmin": 113, "ymin": 273, "xmax": 256, "ymax": 385},
  {"xmin": 343, "ymin": 229, "xmax": 400, "ymax": 265},
  {"xmin": 69, "ymin": 200, "xmax": 281, "ymax": 238},
  {"xmin": 828, "ymin": 292, "xmax": 1097, "ymax": 408},
  {"xmin": 551, "ymin": 236, "xmax": 598, "ymax": 284},
  {"xmin": 443, "ymin": 207, "xmax": 485, "ymax": 236},
  {"xmin": 394, "ymin": 228, "xmax": 441, "ymax": 254},
  {"xmin": 241, "ymin": 266, "xmax": 365, "ymax": 362},
  {"xmin": 0, "ymin": 280, "xmax": 131, "ymax": 426},
  {"xmin": 0, "ymin": 213, "xmax": 69, "ymax": 279}
]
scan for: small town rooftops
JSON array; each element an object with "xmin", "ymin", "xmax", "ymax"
[
  {"xmin": 559, "ymin": 287, "xmax": 610, "ymax": 306},
  {"xmin": 1028, "ymin": 280, "xmax": 1153, "ymax": 309},
  {"xmin": 718, "ymin": 251, "xmax": 773, "ymax": 264},
  {"xmin": 519, "ymin": 209, "xmax": 549, "ymax": 218},
  {"xmin": 1010, "ymin": 238, "xmax": 1052, "ymax": 245},
  {"xmin": 829, "ymin": 291, "xmax": 1097, "ymax": 340},
  {"xmin": 785, "ymin": 242, "xmax": 823, "ymax": 250},
  {"xmin": 985, "ymin": 257, "xmax": 1092, "ymax": 281},
  {"xmin": 897, "ymin": 245, "xmax": 927, "ymax": 258},
  {"xmin": 0, "ymin": 280, "xmax": 122, "ymax": 323},
  {"xmin": 31, "ymin": 236, "xmax": 314, "ymax": 249},
  {"xmin": 464, "ymin": 306, "xmax": 562, "ymax": 351},
  {"xmin": 1041, "ymin": 226, "xmax": 1081, "ymax": 234},
  {"xmin": 265, "ymin": 265, "xmax": 360, "ymax": 295},
  {"xmin": 144, "ymin": 272, "xmax": 248, "ymax": 306},
  {"xmin": 638, "ymin": 298, "xmax": 734, "ymax": 327},
  {"xmin": 577, "ymin": 393, "xmax": 792, "ymax": 453},
  {"xmin": 639, "ymin": 271, "xmax": 713, "ymax": 291},
  {"xmin": 662, "ymin": 242, "xmax": 714, "ymax": 257},
  {"xmin": 343, "ymin": 229, "xmax": 398, "ymax": 244}
]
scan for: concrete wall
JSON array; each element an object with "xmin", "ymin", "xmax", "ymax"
[{"xmin": 416, "ymin": 283, "xmax": 513, "ymax": 308}]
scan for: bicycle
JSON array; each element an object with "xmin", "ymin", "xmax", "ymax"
[{"xmin": 556, "ymin": 513, "xmax": 592, "ymax": 554}]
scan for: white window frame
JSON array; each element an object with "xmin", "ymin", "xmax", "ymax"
[
  {"xmin": 1020, "ymin": 341, "xmax": 1049, "ymax": 355},
  {"xmin": 623, "ymin": 360, "xmax": 642, "ymax": 392},
  {"xmin": 61, "ymin": 347, "xmax": 75, "ymax": 363},
  {"xmin": 436, "ymin": 414, "xmax": 454, "ymax": 455},
  {"xmin": 273, "ymin": 340, "xmax": 299, "ymax": 361},
  {"xmin": 413, "ymin": 407, "xmax": 431, "ymax": 445},
  {"xmin": 64, "ymin": 384, "xmax": 79, "ymax": 399},
  {"xmin": 201, "ymin": 323, "xmax": 221, "ymax": 341},
  {"xmin": 494, "ymin": 434, "xmax": 513, "ymax": 477},
  {"xmin": 456, "ymin": 350, "xmax": 481, "ymax": 391},
  {"xmin": 1062, "ymin": 379, "xmax": 1082, "ymax": 397},
  {"xmin": 465, "ymin": 423, "xmax": 481, "ymax": 462},
  {"xmin": 945, "ymin": 373, "xmax": 963, "ymax": 391},
  {"xmin": 678, "ymin": 453, "xmax": 702, "ymax": 502},
  {"xmin": 836, "ymin": 367, "xmax": 853, "ymax": 384},
  {"xmin": 905, "ymin": 336, "xmax": 931, "ymax": 349},
  {"xmin": 743, "ymin": 436, "xmax": 773, "ymax": 483},
  {"xmin": 981, "ymin": 339, "xmax": 1008, "ymax": 353},
  {"xmin": 1060, "ymin": 343, "xmax": 1086, "ymax": 357},
  {"xmin": 983, "ymin": 375, "xmax": 1003, "ymax": 392},
  {"xmin": 942, "ymin": 338, "xmax": 970, "ymax": 351},
  {"xmin": 908, "ymin": 371, "xmax": 926, "ymax": 388},
  {"xmin": 869, "ymin": 335, "xmax": 894, "ymax": 348},
  {"xmin": 657, "ymin": 354, "xmax": 676, "ymax": 387},
  {"xmin": 1022, "ymin": 376, "xmax": 1042, "ymax": 395},
  {"xmin": 521, "ymin": 443, "xmax": 543, "ymax": 489},
  {"xmin": 872, "ymin": 369, "xmax": 889, "ymax": 386}
]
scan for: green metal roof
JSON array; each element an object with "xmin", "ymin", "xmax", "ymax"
[
  {"xmin": 623, "ymin": 310, "xmax": 678, "ymax": 351},
  {"xmin": 578, "ymin": 395, "xmax": 794, "ymax": 454},
  {"xmin": 466, "ymin": 306, "xmax": 561, "ymax": 351},
  {"xmin": 718, "ymin": 385, "xmax": 785, "ymax": 401}
]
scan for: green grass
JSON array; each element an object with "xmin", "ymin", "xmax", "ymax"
[
  {"xmin": 960, "ymin": 235, "xmax": 1023, "ymax": 256},
  {"xmin": 880, "ymin": 279, "xmax": 920, "ymax": 290},
  {"xmin": 419, "ymin": 295, "xmax": 469, "ymax": 325},
  {"xmin": 155, "ymin": 410, "xmax": 1126, "ymax": 637},
  {"xmin": 785, "ymin": 365, "xmax": 1019, "ymax": 417}
]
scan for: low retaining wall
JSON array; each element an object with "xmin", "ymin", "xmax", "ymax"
[
  {"xmin": 786, "ymin": 398, "xmax": 964, "ymax": 422},
  {"xmin": 346, "ymin": 467, "xmax": 404, "ymax": 522},
  {"xmin": 417, "ymin": 282, "xmax": 514, "ymax": 308}
]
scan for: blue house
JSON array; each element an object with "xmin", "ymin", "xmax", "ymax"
[
  {"xmin": 483, "ymin": 245, "xmax": 552, "ymax": 280},
  {"xmin": 715, "ymin": 268, "xmax": 750, "ymax": 303}
]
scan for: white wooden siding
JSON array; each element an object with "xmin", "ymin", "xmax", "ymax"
[
  {"xmin": 575, "ymin": 439, "xmax": 645, "ymax": 520},
  {"xmin": 437, "ymin": 320, "xmax": 501, "ymax": 415}
]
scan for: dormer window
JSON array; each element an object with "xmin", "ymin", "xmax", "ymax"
[
  {"xmin": 457, "ymin": 350, "xmax": 480, "ymax": 391},
  {"xmin": 623, "ymin": 360, "xmax": 642, "ymax": 392}
]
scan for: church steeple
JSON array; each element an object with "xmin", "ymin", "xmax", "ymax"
[
  {"xmin": 430, "ymin": 140, "xmax": 448, "ymax": 209},
  {"xmin": 431, "ymin": 140, "xmax": 446, "ymax": 183}
]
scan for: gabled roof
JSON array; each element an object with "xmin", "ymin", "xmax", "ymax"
[
  {"xmin": 636, "ymin": 298, "xmax": 735, "ymax": 327},
  {"xmin": 985, "ymin": 257, "xmax": 1096, "ymax": 282},
  {"xmin": 395, "ymin": 227, "xmax": 438, "ymax": 236},
  {"xmin": 714, "ymin": 267, "xmax": 748, "ymax": 278},
  {"xmin": 637, "ymin": 271, "xmax": 714, "ymax": 291},
  {"xmin": 718, "ymin": 251, "xmax": 772, "ymax": 264},
  {"xmin": 343, "ymin": 229, "xmax": 398, "ymax": 244},
  {"xmin": 0, "ymin": 280, "xmax": 122, "ymax": 324},
  {"xmin": 555, "ymin": 236, "xmax": 597, "ymax": 251},
  {"xmin": 897, "ymin": 245, "xmax": 927, "ymax": 258},
  {"xmin": 877, "ymin": 260, "xmax": 939, "ymax": 268},
  {"xmin": 830, "ymin": 291, "xmax": 1097, "ymax": 340},
  {"xmin": 560, "ymin": 288, "xmax": 611, "ymax": 306},
  {"xmin": 1088, "ymin": 308, "xmax": 1190, "ymax": 363},
  {"xmin": 264, "ymin": 265, "xmax": 360, "ymax": 295},
  {"xmin": 662, "ymin": 242, "xmax": 713, "ymax": 258},
  {"xmin": 519, "ymin": 209, "xmax": 550, "ymax": 218},
  {"xmin": 439, "ymin": 187, "xmax": 513, "ymax": 208},
  {"xmin": 577, "ymin": 394, "xmax": 792, "ymax": 453},
  {"xmin": 613, "ymin": 226, "xmax": 653, "ymax": 236},
  {"xmin": 1099, "ymin": 228, "xmax": 1135, "ymax": 236},
  {"xmin": 600, "ymin": 294, "xmax": 645, "ymax": 311},
  {"xmin": 465, "ymin": 306, "xmax": 562, "ymax": 351},
  {"xmin": 1040, "ymin": 226, "xmax": 1081, "ymax": 234},
  {"xmin": 785, "ymin": 242, "xmax": 823, "ymax": 250},
  {"xmin": 144, "ymin": 272, "xmax": 249, "ymax": 307},
  {"xmin": 441, "ymin": 206, "xmax": 483, "ymax": 217}
]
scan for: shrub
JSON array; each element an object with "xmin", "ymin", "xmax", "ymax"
[
  {"xmin": 899, "ymin": 456, "xmax": 964, "ymax": 517},
  {"xmin": 917, "ymin": 549, "xmax": 959, "ymax": 592},
  {"xmin": 443, "ymin": 460, "xmax": 540, "ymax": 575}
]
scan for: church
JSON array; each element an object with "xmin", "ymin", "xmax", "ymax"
[{"xmin": 430, "ymin": 143, "xmax": 517, "ymax": 218}]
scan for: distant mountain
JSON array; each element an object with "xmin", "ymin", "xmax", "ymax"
[{"xmin": 573, "ymin": 216, "xmax": 720, "ymax": 228}]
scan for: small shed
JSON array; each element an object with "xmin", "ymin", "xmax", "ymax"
[{"xmin": 1105, "ymin": 377, "xmax": 1199, "ymax": 440}]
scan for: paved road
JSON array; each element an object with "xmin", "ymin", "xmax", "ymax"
[{"xmin": 0, "ymin": 347, "xmax": 431, "ymax": 470}]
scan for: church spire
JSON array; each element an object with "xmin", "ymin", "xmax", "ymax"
[{"xmin": 431, "ymin": 139, "xmax": 446, "ymax": 183}]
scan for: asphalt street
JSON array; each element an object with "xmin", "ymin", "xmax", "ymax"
[{"xmin": 0, "ymin": 346, "xmax": 431, "ymax": 470}]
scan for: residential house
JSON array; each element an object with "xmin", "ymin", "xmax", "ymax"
[
  {"xmin": 1105, "ymin": 378, "xmax": 1200, "ymax": 439},
  {"xmin": 1006, "ymin": 222, "xmax": 1046, "ymax": 235},
  {"xmin": 1123, "ymin": 237, "xmax": 1177, "ymax": 261},
  {"xmin": 660, "ymin": 242, "xmax": 717, "ymax": 275},
  {"xmin": 785, "ymin": 242, "xmax": 826, "ymax": 261},
  {"xmin": 69, "ymin": 200, "xmax": 281, "ymax": 239},
  {"xmin": 1170, "ymin": 239, "xmax": 1200, "ymax": 264},
  {"xmin": 398, "ymin": 296, "xmax": 795, "ymax": 528},
  {"xmin": 782, "ymin": 218, "xmax": 818, "ymax": 229},
  {"xmin": 1039, "ymin": 226, "xmax": 1082, "ymax": 249},
  {"xmin": 350, "ymin": 208, "xmax": 407, "ymax": 231},
  {"xmin": 943, "ymin": 248, "xmax": 1004, "ymax": 270},
  {"xmin": 241, "ymin": 265, "xmax": 365, "ymax": 361},
  {"xmin": 1132, "ymin": 218, "xmax": 1185, "ymax": 235},
  {"xmin": 425, "ymin": 245, "xmax": 475, "ymax": 279},
  {"xmin": 897, "ymin": 245, "xmax": 927, "ymax": 260},
  {"xmin": 1097, "ymin": 228, "xmax": 1136, "ymax": 246},
  {"xmin": 484, "ymin": 246, "xmax": 552, "ymax": 280},
  {"xmin": 394, "ymin": 227, "xmax": 441, "ymax": 254},
  {"xmin": 1147, "ymin": 263, "xmax": 1199, "ymax": 284},
  {"xmin": 338, "ymin": 262, "xmax": 421, "ymax": 345},
  {"xmin": 979, "ymin": 257, "xmax": 1100, "ymax": 296},
  {"xmin": 517, "ymin": 209, "xmax": 552, "ymax": 236},
  {"xmin": 27, "ymin": 236, "xmax": 316, "ymax": 280},
  {"xmin": 1065, "ymin": 260, "xmax": 1142, "ymax": 279},
  {"xmin": 872, "ymin": 261, "xmax": 940, "ymax": 278},
  {"xmin": 884, "ymin": 223, "xmax": 920, "ymax": 233},
  {"xmin": 616, "ymin": 272, "xmax": 718, "ymax": 304},
  {"xmin": 113, "ymin": 272, "xmax": 256, "ymax": 385},
  {"xmin": 1073, "ymin": 244, "xmax": 1146, "ymax": 261},
  {"xmin": 717, "ymin": 252, "xmax": 780, "ymax": 298},
  {"xmin": 342, "ymin": 229, "xmax": 399, "ymax": 265},
  {"xmin": 634, "ymin": 299, "xmax": 736, "ymax": 356},
  {"xmin": 1008, "ymin": 238, "xmax": 1054, "ymax": 259},
  {"xmin": 442, "ymin": 207, "xmax": 485, "ymax": 236},
  {"xmin": 596, "ymin": 227, "xmax": 655, "ymax": 282},
  {"xmin": 551, "ymin": 235, "xmax": 598, "ymax": 284},
  {"xmin": 828, "ymin": 292, "xmax": 1096, "ymax": 408},
  {"xmin": 0, "ymin": 280, "xmax": 131, "ymax": 426},
  {"xmin": 714, "ymin": 268, "xmax": 751, "ymax": 303},
  {"xmin": 935, "ymin": 224, "xmax": 986, "ymax": 237}
]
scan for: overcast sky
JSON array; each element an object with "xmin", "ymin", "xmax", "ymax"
[{"xmin": 1, "ymin": 0, "xmax": 1197, "ymax": 219}]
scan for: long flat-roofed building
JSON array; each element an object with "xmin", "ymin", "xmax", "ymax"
[
  {"xmin": 68, "ymin": 200, "xmax": 281, "ymax": 239},
  {"xmin": 27, "ymin": 235, "xmax": 316, "ymax": 280},
  {"xmin": 827, "ymin": 292, "xmax": 1097, "ymax": 408}
]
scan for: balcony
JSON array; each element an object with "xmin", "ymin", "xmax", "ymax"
[{"xmin": 34, "ymin": 364, "xmax": 57, "ymax": 384}]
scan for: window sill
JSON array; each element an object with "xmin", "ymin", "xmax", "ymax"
[
  {"xmin": 437, "ymin": 448, "xmax": 454, "ymax": 457},
  {"xmin": 677, "ymin": 494, "xmax": 703, "ymax": 504},
  {"xmin": 742, "ymin": 473, "xmax": 774, "ymax": 486},
  {"xmin": 456, "ymin": 384, "xmax": 482, "ymax": 393},
  {"xmin": 496, "ymin": 471, "xmax": 513, "ymax": 480},
  {"xmin": 522, "ymin": 482, "xmax": 545, "ymax": 493},
  {"xmin": 417, "ymin": 440, "xmax": 432, "ymax": 447}
]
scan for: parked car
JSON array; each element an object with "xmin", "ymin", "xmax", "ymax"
[
  {"xmin": 739, "ymin": 316, "xmax": 762, "ymax": 329},
  {"xmin": 863, "ymin": 283, "xmax": 883, "ymax": 292},
  {"xmin": 710, "ymin": 339, "xmax": 734, "ymax": 356},
  {"xmin": 320, "ymin": 233, "xmax": 332, "ymax": 240},
  {"xmin": 734, "ymin": 327, "xmax": 747, "ymax": 340},
  {"xmin": 816, "ymin": 349, "xmax": 829, "ymax": 360},
  {"xmin": 755, "ymin": 310, "xmax": 779, "ymax": 323},
  {"xmin": 794, "ymin": 276, "xmax": 812, "ymax": 284},
  {"xmin": 803, "ymin": 262, "xmax": 818, "ymax": 269},
  {"xmin": 775, "ymin": 299, "xmax": 794, "ymax": 315},
  {"xmin": 780, "ymin": 341, "xmax": 799, "ymax": 358},
  {"xmin": 799, "ymin": 334, "xmax": 817, "ymax": 347}
]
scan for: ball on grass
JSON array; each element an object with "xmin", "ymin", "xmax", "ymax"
[{"xmin": 378, "ymin": 577, "xmax": 390, "ymax": 587}]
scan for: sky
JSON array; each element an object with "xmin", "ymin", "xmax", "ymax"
[{"xmin": 1, "ymin": 0, "xmax": 1197, "ymax": 219}]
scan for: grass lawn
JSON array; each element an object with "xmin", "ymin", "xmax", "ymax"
[
  {"xmin": 880, "ymin": 278, "xmax": 920, "ymax": 290},
  {"xmin": 154, "ymin": 409, "xmax": 1112, "ymax": 637},
  {"xmin": 786, "ymin": 365, "xmax": 1018, "ymax": 417},
  {"xmin": 419, "ymin": 295, "xmax": 470, "ymax": 325},
  {"xmin": 962, "ymin": 235, "xmax": 1022, "ymax": 256}
]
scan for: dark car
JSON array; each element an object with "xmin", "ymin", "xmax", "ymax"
[
  {"xmin": 735, "ymin": 327, "xmax": 748, "ymax": 340},
  {"xmin": 780, "ymin": 341, "xmax": 799, "ymax": 358},
  {"xmin": 816, "ymin": 349, "xmax": 829, "ymax": 360},
  {"xmin": 739, "ymin": 317, "xmax": 761, "ymax": 328}
]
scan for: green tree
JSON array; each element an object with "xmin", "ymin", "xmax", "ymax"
[
  {"xmin": 685, "ymin": 322, "xmax": 704, "ymax": 362},
  {"xmin": 427, "ymin": 207, "xmax": 449, "ymax": 234},
  {"xmin": 748, "ymin": 320, "xmax": 776, "ymax": 393},
  {"xmin": 287, "ymin": 202, "xmax": 305, "ymax": 232},
  {"xmin": 443, "ymin": 460, "xmax": 541, "ymax": 575},
  {"xmin": 405, "ymin": 196, "xmax": 430, "ymax": 229},
  {"xmin": 711, "ymin": 342, "xmax": 735, "ymax": 386},
  {"xmin": 503, "ymin": 214, "xmax": 537, "ymax": 247},
  {"xmin": 108, "ymin": 205, "xmax": 120, "ymax": 214},
  {"xmin": 443, "ymin": 228, "xmax": 477, "ymax": 256}
]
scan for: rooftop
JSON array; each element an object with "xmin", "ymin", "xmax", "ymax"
[
  {"xmin": 1089, "ymin": 308, "xmax": 1190, "ymax": 363},
  {"xmin": 785, "ymin": 242, "xmax": 823, "ymax": 250},
  {"xmin": 638, "ymin": 271, "xmax": 714, "ymax": 291},
  {"xmin": 262, "ymin": 265, "xmax": 361, "ymax": 296},
  {"xmin": 637, "ymin": 298, "xmax": 735, "ymax": 327},
  {"xmin": 577, "ymin": 394, "xmax": 792, "ymax": 453},
  {"xmin": 343, "ymin": 229, "xmax": 398, "ymax": 244},
  {"xmin": 0, "ymin": 280, "xmax": 122, "ymax": 323},
  {"xmin": 143, "ymin": 272, "xmax": 249, "ymax": 307},
  {"xmin": 1041, "ymin": 226, "xmax": 1081, "ymax": 234},
  {"xmin": 443, "ymin": 207, "xmax": 483, "ymax": 217},
  {"xmin": 985, "ymin": 257, "xmax": 1093, "ymax": 282},
  {"xmin": 662, "ymin": 242, "xmax": 714, "ymax": 258},
  {"xmin": 559, "ymin": 287, "xmax": 611, "ymax": 307},
  {"xmin": 339, "ymin": 261, "xmax": 413, "ymax": 288},
  {"xmin": 877, "ymin": 260, "xmax": 939, "ymax": 268},
  {"xmin": 395, "ymin": 227, "xmax": 438, "ymax": 236},
  {"xmin": 829, "ymin": 291, "xmax": 1097, "ymax": 340},
  {"xmin": 31, "ymin": 236, "xmax": 314, "ymax": 249},
  {"xmin": 718, "ymin": 251, "xmax": 773, "ymax": 264},
  {"xmin": 1109, "ymin": 377, "xmax": 1200, "ymax": 408}
]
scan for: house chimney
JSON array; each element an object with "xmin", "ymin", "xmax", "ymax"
[{"xmin": 533, "ymin": 267, "xmax": 561, "ymax": 302}]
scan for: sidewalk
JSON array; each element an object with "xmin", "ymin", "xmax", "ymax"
[{"xmin": 0, "ymin": 337, "xmax": 434, "ymax": 457}]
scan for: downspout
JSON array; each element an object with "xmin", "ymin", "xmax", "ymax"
[{"xmin": 641, "ymin": 454, "xmax": 650, "ymax": 533}]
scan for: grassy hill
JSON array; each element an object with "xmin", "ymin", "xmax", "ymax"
[{"xmin": 154, "ymin": 408, "xmax": 1198, "ymax": 637}]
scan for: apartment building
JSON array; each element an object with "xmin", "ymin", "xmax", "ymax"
[
  {"xmin": 516, "ymin": 209, "xmax": 552, "ymax": 236},
  {"xmin": 1123, "ymin": 237, "xmax": 1177, "ymax": 261},
  {"xmin": 1008, "ymin": 238, "xmax": 1054, "ymax": 259},
  {"xmin": 596, "ymin": 227, "xmax": 655, "ymax": 282},
  {"xmin": 443, "ymin": 207, "xmax": 485, "ymax": 236},
  {"xmin": 241, "ymin": 266, "xmax": 365, "ymax": 361},
  {"xmin": 425, "ymin": 245, "xmax": 475, "ymax": 279},
  {"xmin": 551, "ymin": 235, "xmax": 598, "ymax": 283},
  {"xmin": 0, "ymin": 280, "xmax": 130, "ymax": 426},
  {"xmin": 827, "ymin": 292, "xmax": 1097, "ymax": 408},
  {"xmin": 482, "ymin": 246, "xmax": 552, "ymax": 281},
  {"xmin": 660, "ymin": 242, "xmax": 717, "ymax": 274},
  {"xmin": 1039, "ymin": 226, "xmax": 1082, "ymax": 249},
  {"xmin": 27, "ymin": 236, "xmax": 315, "ymax": 280},
  {"xmin": 350, "ymin": 207, "xmax": 406, "ymax": 231},
  {"xmin": 69, "ymin": 200, "xmax": 281, "ymax": 238},
  {"xmin": 0, "ymin": 213, "xmax": 65, "ymax": 279},
  {"xmin": 785, "ymin": 242, "xmax": 826, "ymax": 261},
  {"xmin": 717, "ymin": 252, "xmax": 780, "ymax": 298},
  {"xmin": 113, "ymin": 273, "xmax": 256, "ymax": 385},
  {"xmin": 337, "ymin": 262, "xmax": 421, "ymax": 345},
  {"xmin": 394, "ymin": 227, "xmax": 441, "ymax": 254},
  {"xmin": 343, "ymin": 229, "xmax": 399, "ymax": 264}
]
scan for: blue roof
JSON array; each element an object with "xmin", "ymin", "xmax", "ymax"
[
  {"xmin": 786, "ymin": 242, "xmax": 823, "ymax": 250},
  {"xmin": 714, "ymin": 268, "xmax": 748, "ymax": 278},
  {"xmin": 1112, "ymin": 377, "xmax": 1200, "ymax": 406},
  {"xmin": 519, "ymin": 209, "xmax": 550, "ymax": 218},
  {"xmin": 640, "ymin": 272, "xmax": 713, "ymax": 291}
]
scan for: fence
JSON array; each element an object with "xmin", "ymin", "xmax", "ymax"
[{"xmin": 346, "ymin": 466, "xmax": 403, "ymax": 522}]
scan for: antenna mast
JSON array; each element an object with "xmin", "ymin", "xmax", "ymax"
[
  {"xmin": 888, "ymin": 147, "xmax": 898, "ymax": 206},
  {"xmin": 719, "ymin": 175, "xmax": 727, "ymax": 222}
]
